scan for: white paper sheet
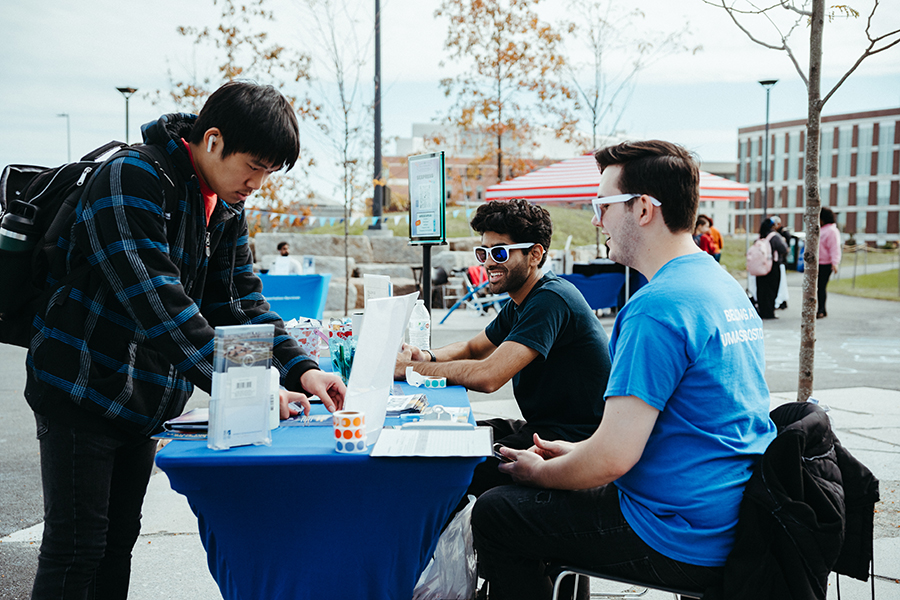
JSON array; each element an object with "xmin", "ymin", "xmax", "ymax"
[
  {"xmin": 370, "ymin": 427, "xmax": 493, "ymax": 457},
  {"xmin": 343, "ymin": 293, "xmax": 418, "ymax": 443}
]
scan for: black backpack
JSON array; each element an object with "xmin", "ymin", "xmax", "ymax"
[{"xmin": 0, "ymin": 142, "xmax": 174, "ymax": 348}]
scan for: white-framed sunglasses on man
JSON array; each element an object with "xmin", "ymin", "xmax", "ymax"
[
  {"xmin": 591, "ymin": 193, "xmax": 661, "ymax": 222},
  {"xmin": 473, "ymin": 243, "xmax": 537, "ymax": 264}
]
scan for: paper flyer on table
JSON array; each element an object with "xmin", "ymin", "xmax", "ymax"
[
  {"xmin": 343, "ymin": 292, "xmax": 418, "ymax": 443},
  {"xmin": 371, "ymin": 426, "xmax": 493, "ymax": 457}
]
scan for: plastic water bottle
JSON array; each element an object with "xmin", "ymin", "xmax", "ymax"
[{"xmin": 408, "ymin": 299, "xmax": 431, "ymax": 350}]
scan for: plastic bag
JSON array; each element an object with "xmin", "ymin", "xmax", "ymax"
[{"xmin": 413, "ymin": 495, "xmax": 477, "ymax": 600}]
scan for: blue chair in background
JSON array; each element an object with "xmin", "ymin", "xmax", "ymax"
[{"xmin": 258, "ymin": 273, "xmax": 331, "ymax": 321}]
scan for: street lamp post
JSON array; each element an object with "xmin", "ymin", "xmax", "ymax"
[
  {"xmin": 57, "ymin": 113, "xmax": 71, "ymax": 162},
  {"xmin": 116, "ymin": 87, "xmax": 138, "ymax": 144},
  {"xmin": 758, "ymin": 79, "xmax": 778, "ymax": 224}
]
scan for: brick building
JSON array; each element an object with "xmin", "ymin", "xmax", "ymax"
[{"xmin": 737, "ymin": 107, "xmax": 900, "ymax": 245}]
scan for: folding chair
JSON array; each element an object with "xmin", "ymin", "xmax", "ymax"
[
  {"xmin": 547, "ymin": 563, "xmax": 703, "ymax": 600},
  {"xmin": 438, "ymin": 267, "xmax": 510, "ymax": 324}
]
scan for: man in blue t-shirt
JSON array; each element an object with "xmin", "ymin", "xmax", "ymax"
[
  {"xmin": 395, "ymin": 198, "xmax": 611, "ymax": 497},
  {"xmin": 471, "ymin": 141, "xmax": 778, "ymax": 600}
]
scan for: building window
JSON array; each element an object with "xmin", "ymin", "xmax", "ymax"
[
  {"xmin": 774, "ymin": 132, "xmax": 785, "ymax": 181},
  {"xmin": 836, "ymin": 182, "xmax": 849, "ymax": 208},
  {"xmin": 750, "ymin": 138, "xmax": 759, "ymax": 181},
  {"xmin": 875, "ymin": 180, "xmax": 890, "ymax": 235},
  {"xmin": 820, "ymin": 130, "xmax": 833, "ymax": 179},
  {"xmin": 858, "ymin": 124, "xmax": 873, "ymax": 177},
  {"xmin": 878, "ymin": 122, "xmax": 895, "ymax": 175},
  {"xmin": 788, "ymin": 131, "xmax": 800, "ymax": 181},
  {"xmin": 837, "ymin": 127, "xmax": 852, "ymax": 178}
]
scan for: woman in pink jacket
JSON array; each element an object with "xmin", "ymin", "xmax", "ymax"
[{"xmin": 817, "ymin": 207, "xmax": 842, "ymax": 319}]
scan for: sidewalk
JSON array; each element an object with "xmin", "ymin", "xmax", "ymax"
[{"xmin": 4, "ymin": 295, "xmax": 898, "ymax": 599}]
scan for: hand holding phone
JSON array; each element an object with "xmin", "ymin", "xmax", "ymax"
[{"xmin": 493, "ymin": 443, "xmax": 514, "ymax": 463}]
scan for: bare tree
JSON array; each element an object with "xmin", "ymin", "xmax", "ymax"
[
  {"xmin": 562, "ymin": 0, "xmax": 701, "ymax": 149},
  {"xmin": 705, "ymin": 0, "xmax": 900, "ymax": 401},
  {"xmin": 298, "ymin": 0, "xmax": 372, "ymax": 316}
]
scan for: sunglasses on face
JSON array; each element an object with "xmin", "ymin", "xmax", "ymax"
[
  {"xmin": 591, "ymin": 193, "xmax": 661, "ymax": 222},
  {"xmin": 474, "ymin": 243, "xmax": 536, "ymax": 264}
]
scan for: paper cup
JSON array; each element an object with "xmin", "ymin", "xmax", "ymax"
[
  {"xmin": 287, "ymin": 325, "xmax": 327, "ymax": 359},
  {"xmin": 333, "ymin": 410, "xmax": 367, "ymax": 453}
]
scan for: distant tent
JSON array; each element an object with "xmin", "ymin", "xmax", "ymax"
[{"xmin": 484, "ymin": 153, "xmax": 749, "ymax": 204}]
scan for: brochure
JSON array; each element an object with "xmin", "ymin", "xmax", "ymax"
[
  {"xmin": 385, "ymin": 393, "xmax": 428, "ymax": 416},
  {"xmin": 208, "ymin": 324, "xmax": 275, "ymax": 450}
]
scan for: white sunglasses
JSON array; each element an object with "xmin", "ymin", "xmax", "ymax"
[{"xmin": 591, "ymin": 193, "xmax": 661, "ymax": 222}]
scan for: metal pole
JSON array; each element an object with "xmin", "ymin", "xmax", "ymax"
[
  {"xmin": 758, "ymin": 80, "xmax": 778, "ymax": 222},
  {"xmin": 422, "ymin": 245, "xmax": 432, "ymax": 317},
  {"xmin": 762, "ymin": 91, "xmax": 770, "ymax": 220},
  {"xmin": 370, "ymin": 0, "xmax": 383, "ymax": 230},
  {"xmin": 116, "ymin": 87, "xmax": 138, "ymax": 145}
]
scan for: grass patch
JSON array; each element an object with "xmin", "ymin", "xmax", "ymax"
[
  {"xmin": 300, "ymin": 205, "xmax": 600, "ymax": 250},
  {"xmin": 829, "ymin": 268, "xmax": 900, "ymax": 302}
]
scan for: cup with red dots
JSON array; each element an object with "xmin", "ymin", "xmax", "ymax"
[{"xmin": 333, "ymin": 410, "xmax": 367, "ymax": 453}]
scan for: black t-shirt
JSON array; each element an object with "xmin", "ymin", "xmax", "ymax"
[{"xmin": 484, "ymin": 273, "xmax": 611, "ymax": 441}]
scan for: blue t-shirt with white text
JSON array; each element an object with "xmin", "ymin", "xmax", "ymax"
[{"xmin": 607, "ymin": 252, "xmax": 777, "ymax": 567}]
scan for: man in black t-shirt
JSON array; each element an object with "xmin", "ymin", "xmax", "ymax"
[{"xmin": 395, "ymin": 199, "xmax": 611, "ymax": 496}]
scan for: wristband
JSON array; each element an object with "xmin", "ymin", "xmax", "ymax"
[{"xmin": 425, "ymin": 349, "xmax": 436, "ymax": 362}]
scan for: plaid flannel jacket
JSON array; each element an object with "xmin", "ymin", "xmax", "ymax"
[{"xmin": 25, "ymin": 113, "xmax": 317, "ymax": 435}]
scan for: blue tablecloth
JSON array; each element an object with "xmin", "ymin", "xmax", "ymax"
[{"xmin": 155, "ymin": 383, "xmax": 481, "ymax": 600}]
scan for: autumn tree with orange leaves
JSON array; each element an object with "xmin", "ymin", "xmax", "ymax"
[
  {"xmin": 435, "ymin": 0, "xmax": 579, "ymax": 187},
  {"xmin": 153, "ymin": 0, "xmax": 320, "ymax": 234}
]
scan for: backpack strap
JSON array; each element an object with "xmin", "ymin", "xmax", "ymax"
[{"xmin": 80, "ymin": 140, "xmax": 127, "ymax": 162}]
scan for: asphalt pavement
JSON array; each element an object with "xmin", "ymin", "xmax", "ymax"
[{"xmin": 1, "ymin": 269, "xmax": 899, "ymax": 599}]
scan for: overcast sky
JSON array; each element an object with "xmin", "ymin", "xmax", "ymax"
[{"xmin": 1, "ymin": 0, "xmax": 898, "ymax": 199}]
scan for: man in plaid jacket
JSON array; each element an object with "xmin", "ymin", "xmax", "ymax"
[{"xmin": 25, "ymin": 81, "xmax": 345, "ymax": 599}]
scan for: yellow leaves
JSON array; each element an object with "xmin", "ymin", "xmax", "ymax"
[{"xmin": 827, "ymin": 4, "xmax": 860, "ymax": 21}]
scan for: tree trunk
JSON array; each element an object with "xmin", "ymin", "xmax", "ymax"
[{"xmin": 797, "ymin": 0, "xmax": 825, "ymax": 402}]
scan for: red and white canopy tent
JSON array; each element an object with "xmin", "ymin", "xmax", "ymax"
[{"xmin": 484, "ymin": 153, "xmax": 749, "ymax": 208}]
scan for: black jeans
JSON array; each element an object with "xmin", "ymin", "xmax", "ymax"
[
  {"xmin": 472, "ymin": 483, "xmax": 722, "ymax": 600},
  {"xmin": 31, "ymin": 406, "xmax": 157, "ymax": 600},
  {"xmin": 755, "ymin": 266, "xmax": 781, "ymax": 319},
  {"xmin": 817, "ymin": 264, "xmax": 833, "ymax": 316}
]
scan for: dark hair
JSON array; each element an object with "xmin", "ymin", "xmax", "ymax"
[
  {"xmin": 820, "ymin": 207, "xmax": 836, "ymax": 225},
  {"xmin": 696, "ymin": 215, "xmax": 710, "ymax": 228},
  {"xmin": 470, "ymin": 199, "xmax": 552, "ymax": 267},
  {"xmin": 277, "ymin": 241, "xmax": 289, "ymax": 251},
  {"xmin": 699, "ymin": 213, "xmax": 714, "ymax": 226},
  {"xmin": 189, "ymin": 81, "xmax": 300, "ymax": 171},
  {"xmin": 594, "ymin": 140, "xmax": 699, "ymax": 233},
  {"xmin": 759, "ymin": 218, "xmax": 775, "ymax": 238}
]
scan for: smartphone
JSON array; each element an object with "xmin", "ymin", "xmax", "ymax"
[{"xmin": 492, "ymin": 443, "xmax": 514, "ymax": 463}]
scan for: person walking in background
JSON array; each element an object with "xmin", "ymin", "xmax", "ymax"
[
  {"xmin": 817, "ymin": 207, "xmax": 842, "ymax": 319},
  {"xmin": 703, "ymin": 214, "xmax": 724, "ymax": 262},
  {"xmin": 755, "ymin": 217, "xmax": 789, "ymax": 319},
  {"xmin": 693, "ymin": 215, "xmax": 717, "ymax": 257}
]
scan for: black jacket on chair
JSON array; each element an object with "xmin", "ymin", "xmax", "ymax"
[{"xmin": 710, "ymin": 401, "xmax": 879, "ymax": 600}]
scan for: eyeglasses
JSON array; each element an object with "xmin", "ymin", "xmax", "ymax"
[
  {"xmin": 474, "ymin": 243, "xmax": 536, "ymax": 264},
  {"xmin": 591, "ymin": 193, "xmax": 661, "ymax": 222}
]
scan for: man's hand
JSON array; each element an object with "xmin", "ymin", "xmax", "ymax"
[
  {"xmin": 497, "ymin": 447, "xmax": 546, "ymax": 486},
  {"xmin": 299, "ymin": 370, "xmax": 346, "ymax": 412},
  {"xmin": 394, "ymin": 343, "xmax": 427, "ymax": 379},
  {"xmin": 529, "ymin": 434, "xmax": 575, "ymax": 459},
  {"xmin": 279, "ymin": 388, "xmax": 310, "ymax": 419}
]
